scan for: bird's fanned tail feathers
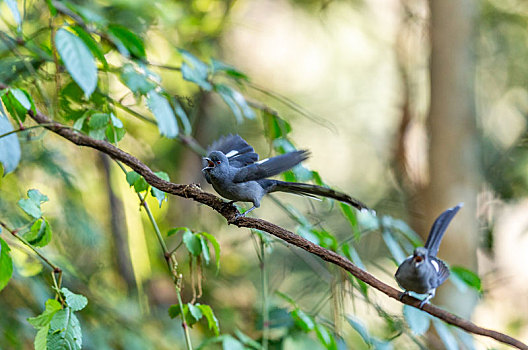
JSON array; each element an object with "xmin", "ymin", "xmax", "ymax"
[
  {"xmin": 424, "ymin": 203, "xmax": 463, "ymax": 257},
  {"xmin": 265, "ymin": 180, "xmax": 368, "ymax": 211}
]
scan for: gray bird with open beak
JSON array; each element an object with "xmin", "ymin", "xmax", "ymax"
[
  {"xmin": 395, "ymin": 203, "xmax": 463, "ymax": 308},
  {"xmin": 202, "ymin": 134, "xmax": 368, "ymax": 218}
]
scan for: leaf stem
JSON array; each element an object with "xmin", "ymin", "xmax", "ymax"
[
  {"xmin": 0, "ymin": 123, "xmax": 73, "ymax": 140},
  {"xmin": 260, "ymin": 236, "xmax": 269, "ymax": 350},
  {"xmin": 0, "ymin": 220, "xmax": 63, "ymax": 301},
  {"xmin": 114, "ymin": 161, "xmax": 193, "ymax": 350},
  {"xmin": 107, "ymin": 95, "xmax": 206, "ymax": 155}
]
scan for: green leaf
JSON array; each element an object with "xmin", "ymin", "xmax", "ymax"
[
  {"xmin": 179, "ymin": 49, "xmax": 212, "ymax": 90},
  {"xmin": 340, "ymin": 203, "xmax": 361, "ymax": 240},
  {"xmin": 55, "ymin": 28, "xmax": 98, "ymax": 98},
  {"xmin": 34, "ymin": 324, "xmax": 49, "ymax": 350},
  {"xmin": 222, "ymin": 335, "xmax": 245, "ymax": 350},
  {"xmin": 291, "ymin": 309, "xmax": 314, "ymax": 332},
  {"xmin": 120, "ymin": 64, "xmax": 156, "ymax": 94},
  {"xmin": 233, "ymin": 329, "xmax": 261, "ymax": 349},
  {"xmin": 0, "ymin": 112, "xmax": 21, "ymax": 174},
  {"xmin": 45, "ymin": 0, "xmax": 57, "ymax": 16},
  {"xmin": 70, "ymin": 25, "xmax": 108, "ymax": 67},
  {"xmin": 0, "ymin": 238, "xmax": 13, "ymax": 292},
  {"xmin": 110, "ymin": 113, "xmax": 123, "ymax": 128},
  {"xmin": 167, "ymin": 227, "xmax": 190, "ymax": 237},
  {"xmin": 346, "ymin": 317, "xmax": 392, "ymax": 350},
  {"xmin": 88, "ymin": 113, "xmax": 109, "ymax": 129},
  {"xmin": 276, "ymin": 291, "xmax": 296, "ymax": 306},
  {"xmin": 72, "ymin": 115, "xmax": 87, "ymax": 131},
  {"xmin": 183, "ymin": 230, "xmax": 202, "ymax": 256},
  {"xmin": 125, "ymin": 171, "xmax": 148, "ymax": 192},
  {"xmin": 150, "ymin": 171, "xmax": 169, "ymax": 207},
  {"xmin": 260, "ymin": 307, "xmax": 294, "ymax": 330},
  {"xmin": 216, "ymin": 84, "xmax": 242, "ymax": 122},
  {"xmin": 450, "ymin": 266, "xmax": 481, "ymax": 292},
  {"xmin": 188, "ymin": 303, "xmax": 203, "ymax": 322},
  {"xmin": 168, "ymin": 304, "xmax": 181, "ymax": 319},
  {"xmin": 10, "ymin": 88, "xmax": 32, "ymax": 110},
  {"xmin": 1, "ymin": 90, "xmax": 27, "ymax": 122},
  {"xmin": 263, "ymin": 112, "xmax": 291, "ymax": 140},
  {"xmin": 341, "ymin": 243, "xmax": 365, "ymax": 270},
  {"xmin": 88, "ymin": 127, "xmax": 105, "ymax": 140},
  {"xmin": 229, "ymin": 87, "xmax": 255, "ymax": 119},
  {"xmin": 403, "ymin": 304, "xmax": 431, "ymax": 335},
  {"xmin": 146, "ymin": 91, "xmax": 179, "ymax": 138},
  {"xmin": 197, "ymin": 304, "xmax": 220, "ymax": 336},
  {"xmin": 23, "ymin": 218, "xmax": 52, "ymax": 247},
  {"xmin": 28, "ymin": 299, "xmax": 62, "ymax": 328},
  {"xmin": 381, "ymin": 227, "xmax": 406, "ymax": 265},
  {"xmin": 168, "ymin": 304, "xmax": 198, "ymax": 326},
  {"xmin": 315, "ymin": 324, "xmax": 336, "ymax": 350},
  {"xmin": 433, "ymin": 319, "xmax": 458, "ymax": 350},
  {"xmin": 48, "ymin": 308, "xmax": 82, "ymax": 350},
  {"xmin": 372, "ymin": 339, "xmax": 393, "ymax": 350},
  {"xmin": 29, "ymin": 189, "xmax": 49, "ymax": 203},
  {"xmin": 296, "ymin": 225, "xmax": 320, "ymax": 245},
  {"xmin": 105, "ymin": 124, "xmax": 126, "ymax": 143},
  {"xmin": 5, "ymin": 0, "xmax": 21, "ymax": 27},
  {"xmin": 199, "ymin": 235, "xmax": 211, "ymax": 265},
  {"xmin": 18, "ymin": 189, "xmax": 49, "ymax": 218},
  {"xmin": 61, "ymin": 288, "xmax": 88, "ymax": 311},
  {"xmin": 171, "ymin": 97, "xmax": 192, "ymax": 135},
  {"xmin": 215, "ymin": 84, "xmax": 255, "ymax": 122},
  {"xmin": 382, "ymin": 215, "xmax": 422, "ymax": 246},
  {"xmin": 200, "ymin": 231, "xmax": 221, "ymax": 271},
  {"xmin": 133, "ymin": 178, "xmax": 148, "ymax": 193},
  {"xmin": 211, "ymin": 59, "xmax": 249, "ymax": 81},
  {"xmin": 126, "ymin": 171, "xmax": 141, "ymax": 186},
  {"xmin": 108, "ymin": 25, "xmax": 146, "ymax": 59},
  {"xmin": 346, "ymin": 316, "xmax": 371, "ymax": 346}
]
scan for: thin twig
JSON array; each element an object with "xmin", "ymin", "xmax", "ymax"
[
  {"xmin": 0, "ymin": 220, "xmax": 64, "ymax": 303},
  {"xmin": 114, "ymin": 161, "xmax": 193, "ymax": 350},
  {"xmin": 260, "ymin": 236, "xmax": 269, "ymax": 350},
  {"xmin": 0, "ymin": 123, "xmax": 74, "ymax": 139}
]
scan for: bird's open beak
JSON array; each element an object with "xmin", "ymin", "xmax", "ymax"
[
  {"xmin": 202, "ymin": 158, "xmax": 215, "ymax": 171},
  {"xmin": 413, "ymin": 255, "xmax": 424, "ymax": 266}
]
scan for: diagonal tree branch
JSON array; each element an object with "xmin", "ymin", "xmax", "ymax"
[{"xmin": 0, "ymin": 84, "xmax": 526, "ymax": 350}]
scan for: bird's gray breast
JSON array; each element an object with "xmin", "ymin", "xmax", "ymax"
[
  {"xmin": 395, "ymin": 258, "xmax": 436, "ymax": 294},
  {"xmin": 209, "ymin": 172, "xmax": 265, "ymax": 204}
]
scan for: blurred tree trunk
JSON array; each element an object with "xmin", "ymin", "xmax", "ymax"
[
  {"xmin": 100, "ymin": 154, "xmax": 136, "ymax": 291},
  {"xmin": 425, "ymin": 0, "xmax": 480, "ymax": 318}
]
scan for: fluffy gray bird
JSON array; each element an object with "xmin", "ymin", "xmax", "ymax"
[
  {"xmin": 395, "ymin": 203, "xmax": 463, "ymax": 308},
  {"xmin": 201, "ymin": 134, "xmax": 368, "ymax": 217}
]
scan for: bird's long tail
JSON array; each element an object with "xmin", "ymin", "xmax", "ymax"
[
  {"xmin": 265, "ymin": 180, "xmax": 368, "ymax": 211},
  {"xmin": 424, "ymin": 203, "xmax": 463, "ymax": 256}
]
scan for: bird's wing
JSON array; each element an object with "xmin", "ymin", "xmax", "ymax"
[
  {"xmin": 233, "ymin": 150, "xmax": 310, "ymax": 183},
  {"xmin": 208, "ymin": 134, "xmax": 258, "ymax": 168},
  {"xmin": 424, "ymin": 203, "xmax": 463, "ymax": 256},
  {"xmin": 429, "ymin": 257, "xmax": 450, "ymax": 286}
]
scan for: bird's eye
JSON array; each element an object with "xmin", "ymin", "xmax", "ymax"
[
  {"xmin": 216, "ymin": 161, "xmax": 221, "ymax": 165},
  {"xmin": 415, "ymin": 256, "xmax": 423, "ymax": 263}
]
